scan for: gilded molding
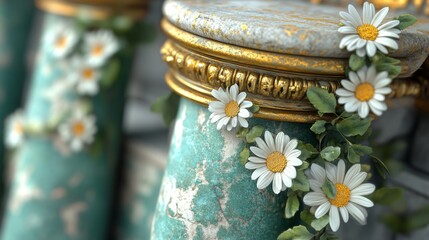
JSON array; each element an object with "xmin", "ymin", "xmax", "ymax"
[
  {"xmin": 162, "ymin": 40, "xmax": 428, "ymax": 103},
  {"xmin": 37, "ymin": 0, "xmax": 148, "ymax": 19},
  {"xmin": 161, "ymin": 19, "xmax": 419, "ymax": 77},
  {"xmin": 166, "ymin": 72, "xmax": 332, "ymax": 123}
]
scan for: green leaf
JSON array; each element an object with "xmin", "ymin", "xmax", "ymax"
[
  {"xmin": 236, "ymin": 128, "xmax": 249, "ymax": 139},
  {"xmin": 277, "ymin": 225, "xmax": 314, "ymax": 240},
  {"xmin": 150, "ymin": 92, "xmax": 180, "ymax": 125},
  {"xmin": 349, "ymin": 54, "xmax": 365, "ymax": 71},
  {"xmin": 405, "ymin": 205, "xmax": 429, "ymax": 232},
  {"xmin": 285, "ymin": 193, "xmax": 300, "ymax": 219},
  {"xmin": 306, "ymin": 87, "xmax": 337, "ymax": 115},
  {"xmin": 376, "ymin": 63, "xmax": 401, "ymax": 79},
  {"xmin": 291, "ymin": 171, "xmax": 309, "ymax": 192},
  {"xmin": 245, "ymin": 125, "xmax": 265, "ymax": 143},
  {"xmin": 112, "ymin": 16, "xmax": 134, "ymax": 32},
  {"xmin": 336, "ymin": 114, "xmax": 371, "ymax": 137},
  {"xmin": 311, "ymin": 214, "xmax": 330, "ymax": 231},
  {"xmin": 371, "ymin": 52, "xmax": 400, "ymax": 65},
  {"xmin": 101, "ymin": 59, "xmax": 120, "ymax": 87},
  {"xmin": 352, "ymin": 144, "xmax": 373, "ymax": 155},
  {"xmin": 322, "ymin": 179, "xmax": 337, "ymax": 199},
  {"xmin": 300, "ymin": 210, "xmax": 315, "ymax": 226},
  {"xmin": 370, "ymin": 155, "xmax": 390, "ymax": 179},
  {"xmin": 347, "ymin": 147, "xmax": 360, "ymax": 164},
  {"xmin": 310, "ymin": 120, "xmax": 327, "ymax": 134},
  {"xmin": 370, "ymin": 187, "xmax": 403, "ymax": 206},
  {"xmin": 395, "ymin": 14, "xmax": 417, "ymax": 30},
  {"xmin": 250, "ymin": 104, "xmax": 260, "ymax": 113},
  {"xmin": 297, "ymin": 161, "xmax": 310, "ymax": 171},
  {"xmin": 320, "ymin": 146, "xmax": 341, "ymax": 161},
  {"xmin": 239, "ymin": 148, "xmax": 250, "ymax": 166},
  {"xmin": 297, "ymin": 141, "xmax": 318, "ymax": 161}
]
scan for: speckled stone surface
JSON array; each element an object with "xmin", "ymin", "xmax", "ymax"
[
  {"xmin": 163, "ymin": 0, "xmax": 429, "ymax": 58},
  {"xmin": 151, "ymin": 98, "xmax": 315, "ymax": 239},
  {"xmin": 0, "ymin": 14, "xmax": 132, "ymax": 240}
]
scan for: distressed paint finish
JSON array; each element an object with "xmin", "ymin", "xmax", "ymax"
[
  {"xmin": 1, "ymin": 14, "xmax": 133, "ymax": 240},
  {"xmin": 163, "ymin": 0, "xmax": 429, "ymax": 58},
  {"xmin": 151, "ymin": 98, "xmax": 315, "ymax": 239},
  {"xmin": 0, "ymin": 0, "xmax": 34, "ymax": 187},
  {"xmin": 116, "ymin": 143, "xmax": 166, "ymax": 240}
]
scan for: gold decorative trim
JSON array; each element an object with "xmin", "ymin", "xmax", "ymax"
[
  {"xmin": 161, "ymin": 19, "xmax": 415, "ymax": 77},
  {"xmin": 162, "ymin": 40, "xmax": 428, "ymax": 103},
  {"xmin": 166, "ymin": 72, "xmax": 332, "ymax": 123},
  {"xmin": 37, "ymin": 0, "xmax": 148, "ymax": 19}
]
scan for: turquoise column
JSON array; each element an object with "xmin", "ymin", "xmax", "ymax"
[
  {"xmin": 115, "ymin": 142, "xmax": 166, "ymax": 240},
  {"xmin": 0, "ymin": 13, "xmax": 133, "ymax": 240},
  {"xmin": 151, "ymin": 98, "xmax": 315, "ymax": 240},
  {"xmin": 0, "ymin": 1, "xmax": 34, "ymax": 179}
]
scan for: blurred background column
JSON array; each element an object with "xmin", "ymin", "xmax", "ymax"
[
  {"xmin": 0, "ymin": 0, "xmax": 35, "ymax": 193},
  {"xmin": 0, "ymin": 0, "xmax": 148, "ymax": 239}
]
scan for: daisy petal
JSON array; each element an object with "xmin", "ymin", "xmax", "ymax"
[
  {"xmin": 251, "ymin": 166, "xmax": 268, "ymax": 180},
  {"xmin": 303, "ymin": 192, "xmax": 327, "ymax": 206},
  {"xmin": 377, "ymin": 37, "xmax": 399, "ymax": 50},
  {"xmin": 329, "ymin": 206, "xmax": 341, "ymax": 232},
  {"xmin": 272, "ymin": 173, "xmax": 283, "ymax": 194},
  {"xmin": 378, "ymin": 20, "xmax": 400, "ymax": 31},
  {"xmin": 256, "ymin": 171, "xmax": 274, "ymax": 189},
  {"xmin": 336, "ymin": 160, "xmax": 346, "ymax": 183},
  {"xmin": 346, "ymin": 202, "xmax": 367, "ymax": 225},
  {"xmin": 315, "ymin": 202, "xmax": 331, "ymax": 218},
  {"xmin": 352, "ymin": 183, "xmax": 376, "ymax": 196},
  {"xmin": 371, "ymin": 7, "xmax": 389, "ymax": 27},
  {"xmin": 351, "ymin": 195, "xmax": 374, "ymax": 207},
  {"xmin": 339, "ymin": 207, "xmax": 349, "ymax": 223}
]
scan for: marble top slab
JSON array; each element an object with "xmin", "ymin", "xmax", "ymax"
[{"xmin": 163, "ymin": 0, "xmax": 429, "ymax": 58}]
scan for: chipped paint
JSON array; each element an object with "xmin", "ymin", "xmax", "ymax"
[
  {"xmin": 152, "ymin": 98, "xmax": 316, "ymax": 239},
  {"xmin": 9, "ymin": 171, "xmax": 43, "ymax": 212},
  {"xmin": 61, "ymin": 202, "xmax": 87, "ymax": 237}
]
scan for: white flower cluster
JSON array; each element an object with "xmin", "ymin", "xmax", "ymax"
[
  {"xmin": 6, "ymin": 21, "xmax": 120, "ymax": 153},
  {"xmin": 337, "ymin": 1, "xmax": 399, "ymax": 118},
  {"xmin": 207, "ymin": 84, "xmax": 375, "ymax": 232}
]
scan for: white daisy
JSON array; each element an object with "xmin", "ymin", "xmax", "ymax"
[
  {"xmin": 336, "ymin": 65, "xmax": 391, "ymax": 118},
  {"xmin": 208, "ymin": 84, "xmax": 253, "ymax": 131},
  {"xmin": 84, "ymin": 30, "xmax": 120, "ymax": 67},
  {"xmin": 245, "ymin": 131, "xmax": 303, "ymax": 194},
  {"xmin": 45, "ymin": 22, "xmax": 79, "ymax": 58},
  {"xmin": 59, "ymin": 110, "xmax": 97, "ymax": 152},
  {"xmin": 338, "ymin": 2, "xmax": 400, "ymax": 57},
  {"xmin": 303, "ymin": 160, "xmax": 375, "ymax": 232},
  {"xmin": 5, "ymin": 111, "xmax": 25, "ymax": 148},
  {"xmin": 68, "ymin": 56, "xmax": 101, "ymax": 95}
]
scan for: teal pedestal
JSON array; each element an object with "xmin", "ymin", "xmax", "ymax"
[
  {"xmin": 0, "ymin": 1, "xmax": 34, "ymax": 179},
  {"xmin": 115, "ymin": 140, "xmax": 166, "ymax": 240},
  {"xmin": 151, "ymin": 98, "xmax": 314, "ymax": 239},
  {"xmin": 1, "ymin": 14, "xmax": 133, "ymax": 240}
]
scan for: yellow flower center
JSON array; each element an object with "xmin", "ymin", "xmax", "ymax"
[
  {"xmin": 357, "ymin": 24, "xmax": 379, "ymax": 41},
  {"xmin": 82, "ymin": 68, "xmax": 94, "ymax": 80},
  {"xmin": 355, "ymin": 82, "xmax": 375, "ymax": 102},
  {"xmin": 225, "ymin": 101, "xmax": 240, "ymax": 117},
  {"xmin": 72, "ymin": 122, "xmax": 85, "ymax": 136},
  {"xmin": 14, "ymin": 123, "xmax": 23, "ymax": 134},
  {"xmin": 266, "ymin": 151, "xmax": 287, "ymax": 173},
  {"xmin": 329, "ymin": 183, "xmax": 351, "ymax": 207},
  {"xmin": 55, "ymin": 35, "xmax": 67, "ymax": 48},
  {"xmin": 92, "ymin": 44, "xmax": 104, "ymax": 56}
]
